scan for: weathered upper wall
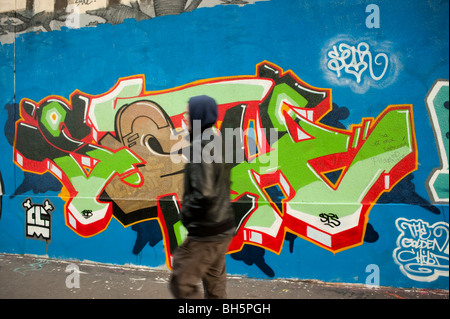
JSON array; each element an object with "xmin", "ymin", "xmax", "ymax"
[{"xmin": 0, "ymin": 0, "xmax": 448, "ymax": 290}]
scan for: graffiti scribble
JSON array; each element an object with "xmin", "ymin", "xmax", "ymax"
[
  {"xmin": 327, "ymin": 42, "xmax": 389, "ymax": 84},
  {"xmin": 322, "ymin": 36, "xmax": 400, "ymax": 94},
  {"xmin": 319, "ymin": 213, "xmax": 341, "ymax": 228},
  {"xmin": 394, "ymin": 218, "xmax": 449, "ymax": 282}
]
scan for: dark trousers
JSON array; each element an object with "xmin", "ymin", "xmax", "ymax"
[{"xmin": 169, "ymin": 237, "xmax": 231, "ymax": 299}]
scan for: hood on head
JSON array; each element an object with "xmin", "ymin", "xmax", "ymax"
[{"xmin": 188, "ymin": 95, "xmax": 218, "ymax": 131}]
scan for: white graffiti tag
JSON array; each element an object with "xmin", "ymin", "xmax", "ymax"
[
  {"xmin": 23, "ymin": 198, "xmax": 54, "ymax": 243},
  {"xmin": 393, "ymin": 218, "xmax": 449, "ymax": 282},
  {"xmin": 327, "ymin": 42, "xmax": 389, "ymax": 84}
]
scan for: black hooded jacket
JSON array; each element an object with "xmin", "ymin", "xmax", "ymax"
[{"xmin": 181, "ymin": 95, "xmax": 235, "ymax": 241}]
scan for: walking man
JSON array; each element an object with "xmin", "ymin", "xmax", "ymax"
[{"xmin": 169, "ymin": 95, "xmax": 235, "ymax": 299}]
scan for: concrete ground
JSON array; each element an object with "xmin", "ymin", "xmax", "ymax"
[{"xmin": 0, "ymin": 253, "xmax": 448, "ymax": 300}]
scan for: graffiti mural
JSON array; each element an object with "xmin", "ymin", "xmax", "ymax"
[
  {"xmin": 0, "ymin": 0, "xmax": 269, "ymax": 44},
  {"xmin": 425, "ymin": 80, "xmax": 449, "ymax": 204},
  {"xmin": 13, "ymin": 61, "xmax": 418, "ymax": 268}
]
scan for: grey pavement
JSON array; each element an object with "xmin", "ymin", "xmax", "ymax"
[{"xmin": 0, "ymin": 253, "xmax": 448, "ymax": 300}]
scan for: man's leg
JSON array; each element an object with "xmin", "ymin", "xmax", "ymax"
[
  {"xmin": 202, "ymin": 238, "xmax": 231, "ymax": 299},
  {"xmin": 170, "ymin": 238, "xmax": 204, "ymax": 299}
]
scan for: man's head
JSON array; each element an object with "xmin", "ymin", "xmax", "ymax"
[{"xmin": 186, "ymin": 95, "xmax": 218, "ymax": 132}]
